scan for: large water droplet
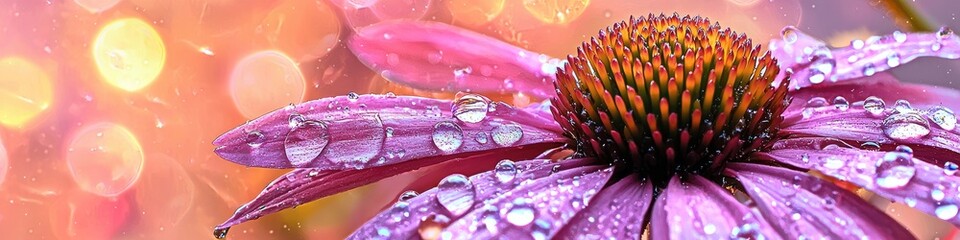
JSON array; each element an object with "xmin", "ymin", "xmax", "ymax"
[
  {"xmin": 453, "ymin": 93, "xmax": 490, "ymax": 123},
  {"xmin": 491, "ymin": 122, "xmax": 523, "ymax": 146},
  {"xmin": 432, "ymin": 122, "xmax": 464, "ymax": 153},
  {"xmin": 875, "ymin": 151, "xmax": 916, "ymax": 189},
  {"xmin": 863, "ymin": 96, "xmax": 886, "ymax": 116},
  {"xmin": 882, "ymin": 112, "xmax": 931, "ymax": 141},
  {"xmin": 398, "ymin": 190, "xmax": 418, "ymax": 202},
  {"xmin": 938, "ymin": 26, "xmax": 955, "ymax": 39},
  {"xmin": 936, "ymin": 204, "xmax": 958, "ymax": 220},
  {"xmin": 506, "ymin": 198, "xmax": 536, "ymax": 226},
  {"xmin": 945, "ymin": 162, "xmax": 959, "ymax": 175},
  {"xmin": 494, "ymin": 159, "xmax": 518, "ymax": 183},
  {"xmin": 833, "ymin": 96, "xmax": 849, "ymax": 111},
  {"xmin": 894, "ymin": 99, "xmax": 913, "ymax": 113},
  {"xmin": 436, "ymin": 174, "xmax": 476, "ymax": 217},
  {"xmin": 850, "ymin": 39, "xmax": 864, "ymax": 49},
  {"xmin": 284, "ymin": 118, "xmax": 329, "ymax": 167},
  {"xmin": 887, "ymin": 53, "xmax": 901, "ymax": 67},
  {"xmin": 781, "ymin": 27, "xmax": 798, "ymax": 44},
  {"xmin": 246, "ymin": 130, "xmax": 265, "ymax": 148},
  {"xmin": 931, "ymin": 188, "xmax": 946, "ymax": 201},
  {"xmin": 928, "ymin": 106, "xmax": 957, "ymax": 131},
  {"xmin": 893, "ymin": 31, "xmax": 907, "ymax": 43}
]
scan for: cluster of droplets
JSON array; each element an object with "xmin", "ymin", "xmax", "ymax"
[{"xmin": 800, "ymin": 95, "xmax": 957, "ymax": 142}]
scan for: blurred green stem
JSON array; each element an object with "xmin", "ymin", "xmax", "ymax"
[{"xmin": 877, "ymin": 0, "xmax": 936, "ymax": 32}]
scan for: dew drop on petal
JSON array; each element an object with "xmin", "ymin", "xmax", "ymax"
[
  {"xmin": 945, "ymin": 162, "xmax": 959, "ymax": 176},
  {"xmin": 491, "ymin": 122, "xmax": 523, "ymax": 146},
  {"xmin": 904, "ymin": 197, "xmax": 918, "ymax": 207},
  {"xmin": 928, "ymin": 106, "xmax": 957, "ymax": 131},
  {"xmin": 833, "ymin": 96, "xmax": 849, "ymax": 111},
  {"xmin": 886, "ymin": 53, "xmax": 901, "ymax": 67},
  {"xmin": 862, "ymin": 96, "xmax": 885, "ymax": 116},
  {"xmin": 398, "ymin": 190, "xmax": 419, "ymax": 202},
  {"xmin": 932, "ymin": 188, "xmax": 946, "ymax": 201},
  {"xmin": 882, "ymin": 112, "xmax": 931, "ymax": 141},
  {"xmin": 781, "ymin": 27, "xmax": 798, "ymax": 44},
  {"xmin": 475, "ymin": 132, "xmax": 489, "ymax": 144},
  {"xmin": 436, "ymin": 174, "xmax": 476, "ymax": 217},
  {"xmin": 936, "ymin": 204, "xmax": 958, "ymax": 220},
  {"xmin": 284, "ymin": 118, "xmax": 329, "ymax": 167},
  {"xmin": 893, "ymin": 31, "xmax": 907, "ymax": 43},
  {"xmin": 850, "ymin": 39, "xmax": 864, "ymax": 49},
  {"xmin": 453, "ymin": 93, "xmax": 490, "ymax": 123},
  {"xmin": 494, "ymin": 159, "xmax": 517, "ymax": 183},
  {"xmin": 895, "ymin": 145, "xmax": 914, "ymax": 156},
  {"xmin": 938, "ymin": 26, "xmax": 955, "ymax": 39},
  {"xmin": 417, "ymin": 214, "xmax": 450, "ymax": 240},
  {"xmin": 823, "ymin": 156, "xmax": 845, "ymax": 169},
  {"xmin": 506, "ymin": 198, "xmax": 535, "ymax": 226},
  {"xmin": 432, "ymin": 122, "xmax": 464, "ymax": 153},
  {"xmin": 875, "ymin": 151, "xmax": 917, "ymax": 189},
  {"xmin": 347, "ymin": 92, "xmax": 360, "ymax": 101},
  {"xmin": 894, "ymin": 99, "xmax": 913, "ymax": 113}
]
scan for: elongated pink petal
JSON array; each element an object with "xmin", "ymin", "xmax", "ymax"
[
  {"xmin": 726, "ymin": 163, "xmax": 914, "ymax": 239},
  {"xmin": 347, "ymin": 158, "xmax": 598, "ymax": 239},
  {"xmin": 555, "ymin": 175, "xmax": 654, "ymax": 239},
  {"xmin": 770, "ymin": 26, "xmax": 960, "ymax": 90},
  {"xmin": 348, "ymin": 21, "xmax": 561, "ymax": 99},
  {"xmin": 785, "ymin": 72, "xmax": 960, "ymax": 115},
  {"xmin": 756, "ymin": 137, "xmax": 960, "ymax": 227},
  {"xmin": 214, "ymin": 94, "xmax": 567, "ymax": 169},
  {"xmin": 650, "ymin": 175, "xmax": 780, "ymax": 240},
  {"xmin": 213, "ymin": 143, "xmax": 563, "ymax": 233},
  {"xmin": 439, "ymin": 165, "xmax": 613, "ymax": 239},
  {"xmin": 781, "ymin": 96, "xmax": 960, "ymax": 164}
]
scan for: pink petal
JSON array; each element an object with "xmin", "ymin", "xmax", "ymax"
[
  {"xmin": 785, "ymin": 72, "xmax": 960, "ymax": 115},
  {"xmin": 780, "ymin": 95, "xmax": 960, "ymax": 165},
  {"xmin": 347, "ymin": 158, "xmax": 598, "ymax": 239},
  {"xmin": 348, "ymin": 21, "xmax": 561, "ymax": 99},
  {"xmin": 439, "ymin": 165, "xmax": 614, "ymax": 239},
  {"xmin": 770, "ymin": 26, "xmax": 960, "ymax": 90},
  {"xmin": 214, "ymin": 145, "xmax": 563, "ymax": 232},
  {"xmin": 214, "ymin": 94, "xmax": 567, "ymax": 169},
  {"xmin": 555, "ymin": 175, "xmax": 654, "ymax": 239},
  {"xmin": 649, "ymin": 175, "xmax": 779, "ymax": 240},
  {"xmin": 756, "ymin": 137, "xmax": 960, "ymax": 227},
  {"xmin": 726, "ymin": 163, "xmax": 914, "ymax": 239}
]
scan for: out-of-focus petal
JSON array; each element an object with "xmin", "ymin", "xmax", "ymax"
[
  {"xmin": 439, "ymin": 165, "xmax": 613, "ymax": 239},
  {"xmin": 755, "ymin": 137, "xmax": 960, "ymax": 227},
  {"xmin": 649, "ymin": 175, "xmax": 780, "ymax": 240},
  {"xmin": 348, "ymin": 21, "xmax": 561, "ymax": 99},
  {"xmin": 347, "ymin": 158, "xmax": 597, "ymax": 239},
  {"xmin": 214, "ymin": 94, "xmax": 567, "ymax": 169},
  {"xmin": 780, "ymin": 95, "xmax": 960, "ymax": 165},
  {"xmin": 214, "ymin": 143, "xmax": 564, "ymax": 232},
  {"xmin": 770, "ymin": 26, "xmax": 960, "ymax": 90},
  {"xmin": 555, "ymin": 175, "xmax": 653, "ymax": 239},
  {"xmin": 726, "ymin": 163, "xmax": 915, "ymax": 239}
]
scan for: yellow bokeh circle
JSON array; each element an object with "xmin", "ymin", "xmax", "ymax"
[
  {"xmin": 92, "ymin": 18, "xmax": 166, "ymax": 92},
  {"xmin": 0, "ymin": 57, "xmax": 54, "ymax": 128}
]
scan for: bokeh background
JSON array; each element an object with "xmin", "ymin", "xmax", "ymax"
[{"xmin": 0, "ymin": 0, "xmax": 958, "ymax": 239}]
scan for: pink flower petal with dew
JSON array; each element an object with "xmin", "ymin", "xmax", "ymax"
[
  {"xmin": 213, "ymin": 143, "xmax": 563, "ymax": 233},
  {"xmin": 770, "ymin": 26, "xmax": 960, "ymax": 90},
  {"xmin": 780, "ymin": 94, "xmax": 960, "ymax": 166},
  {"xmin": 785, "ymin": 72, "xmax": 960, "ymax": 115},
  {"xmin": 555, "ymin": 175, "xmax": 654, "ymax": 239},
  {"xmin": 649, "ymin": 175, "xmax": 780, "ymax": 240},
  {"xmin": 755, "ymin": 137, "xmax": 960, "ymax": 227},
  {"xmin": 726, "ymin": 163, "xmax": 914, "ymax": 239},
  {"xmin": 439, "ymin": 165, "xmax": 613, "ymax": 239},
  {"xmin": 214, "ymin": 94, "xmax": 567, "ymax": 169},
  {"xmin": 348, "ymin": 21, "xmax": 561, "ymax": 99},
  {"xmin": 347, "ymin": 158, "xmax": 597, "ymax": 239}
]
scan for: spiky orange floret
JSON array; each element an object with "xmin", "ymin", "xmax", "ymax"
[{"xmin": 551, "ymin": 13, "xmax": 790, "ymax": 183}]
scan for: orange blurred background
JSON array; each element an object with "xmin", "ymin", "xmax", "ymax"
[{"xmin": 0, "ymin": 0, "xmax": 958, "ymax": 239}]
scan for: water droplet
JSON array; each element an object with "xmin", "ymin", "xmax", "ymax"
[
  {"xmin": 893, "ymin": 31, "xmax": 907, "ymax": 43},
  {"xmin": 347, "ymin": 92, "xmax": 360, "ymax": 101},
  {"xmin": 875, "ymin": 151, "xmax": 916, "ymax": 189},
  {"xmin": 833, "ymin": 96, "xmax": 849, "ymax": 111},
  {"xmin": 417, "ymin": 214, "xmax": 450, "ymax": 240},
  {"xmin": 432, "ymin": 122, "xmax": 464, "ymax": 153},
  {"xmin": 475, "ymin": 132, "xmax": 488, "ymax": 144},
  {"xmin": 703, "ymin": 223, "xmax": 717, "ymax": 235},
  {"xmin": 491, "ymin": 122, "xmax": 523, "ymax": 146},
  {"xmin": 824, "ymin": 156, "xmax": 845, "ymax": 169},
  {"xmin": 389, "ymin": 201, "xmax": 410, "ymax": 223},
  {"xmin": 385, "ymin": 127, "xmax": 394, "ymax": 138},
  {"xmin": 938, "ymin": 26, "xmax": 955, "ymax": 39},
  {"xmin": 936, "ymin": 204, "xmax": 958, "ymax": 220},
  {"xmin": 805, "ymin": 97, "xmax": 828, "ymax": 108},
  {"xmin": 494, "ymin": 159, "xmax": 517, "ymax": 183},
  {"xmin": 436, "ymin": 174, "xmax": 476, "ymax": 217},
  {"xmin": 808, "ymin": 70, "xmax": 825, "ymax": 84},
  {"xmin": 506, "ymin": 198, "xmax": 536, "ymax": 226},
  {"xmin": 781, "ymin": 27, "xmax": 798, "ymax": 44},
  {"xmin": 894, "ymin": 99, "xmax": 913, "ymax": 113},
  {"xmin": 801, "ymin": 153, "xmax": 810, "ymax": 164},
  {"xmin": 863, "ymin": 96, "xmax": 886, "ymax": 116},
  {"xmin": 307, "ymin": 170, "xmax": 319, "ymax": 177},
  {"xmin": 246, "ymin": 131, "xmax": 265, "ymax": 148},
  {"xmin": 398, "ymin": 190, "xmax": 419, "ymax": 202},
  {"xmin": 453, "ymin": 93, "xmax": 490, "ymax": 123},
  {"xmin": 928, "ymin": 106, "xmax": 957, "ymax": 131},
  {"xmin": 932, "ymin": 188, "xmax": 946, "ymax": 201},
  {"xmin": 531, "ymin": 219, "xmax": 551, "ymax": 240},
  {"xmin": 945, "ymin": 162, "xmax": 959, "ymax": 175},
  {"xmin": 213, "ymin": 228, "xmax": 230, "ymax": 239},
  {"xmin": 284, "ymin": 119, "xmax": 329, "ymax": 167},
  {"xmin": 862, "ymin": 64, "xmax": 876, "ymax": 76},
  {"xmin": 887, "ymin": 53, "xmax": 901, "ymax": 67},
  {"xmin": 932, "ymin": 43, "xmax": 943, "ymax": 51},
  {"xmin": 882, "ymin": 112, "xmax": 931, "ymax": 141},
  {"xmin": 905, "ymin": 197, "xmax": 918, "ymax": 207},
  {"xmin": 860, "ymin": 141, "xmax": 881, "ymax": 150},
  {"xmin": 385, "ymin": 92, "xmax": 397, "ymax": 98},
  {"xmin": 851, "ymin": 39, "xmax": 864, "ymax": 49}
]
